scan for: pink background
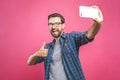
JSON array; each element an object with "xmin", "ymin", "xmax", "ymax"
[{"xmin": 0, "ymin": 0, "xmax": 119, "ymax": 80}]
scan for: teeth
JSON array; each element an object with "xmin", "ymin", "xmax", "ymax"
[
  {"xmin": 53, "ymin": 31, "xmax": 57, "ymax": 34},
  {"xmin": 52, "ymin": 30, "xmax": 57, "ymax": 32},
  {"xmin": 54, "ymin": 31, "xmax": 57, "ymax": 32},
  {"xmin": 52, "ymin": 29, "xmax": 58, "ymax": 33}
]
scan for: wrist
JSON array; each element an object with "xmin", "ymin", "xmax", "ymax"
[
  {"xmin": 33, "ymin": 51, "xmax": 40, "ymax": 58},
  {"xmin": 93, "ymin": 19, "xmax": 102, "ymax": 25}
]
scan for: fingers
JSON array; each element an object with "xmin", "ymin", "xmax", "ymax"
[
  {"xmin": 98, "ymin": 8, "xmax": 103, "ymax": 21},
  {"xmin": 38, "ymin": 49, "xmax": 48, "ymax": 57},
  {"xmin": 43, "ymin": 49, "xmax": 48, "ymax": 57},
  {"xmin": 90, "ymin": 5, "xmax": 98, "ymax": 8},
  {"xmin": 96, "ymin": 8, "xmax": 103, "ymax": 23},
  {"xmin": 90, "ymin": 5, "xmax": 103, "ymax": 23},
  {"xmin": 35, "ymin": 41, "xmax": 48, "ymax": 57}
]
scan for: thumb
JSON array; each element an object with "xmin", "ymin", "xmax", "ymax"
[{"xmin": 41, "ymin": 41, "xmax": 46, "ymax": 49}]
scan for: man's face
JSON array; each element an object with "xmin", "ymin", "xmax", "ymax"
[{"xmin": 48, "ymin": 17, "xmax": 64, "ymax": 38}]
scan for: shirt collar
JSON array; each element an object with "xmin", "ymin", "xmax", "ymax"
[{"xmin": 61, "ymin": 32, "xmax": 67, "ymax": 39}]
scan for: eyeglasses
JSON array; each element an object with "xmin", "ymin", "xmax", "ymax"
[{"xmin": 48, "ymin": 22, "xmax": 63, "ymax": 27}]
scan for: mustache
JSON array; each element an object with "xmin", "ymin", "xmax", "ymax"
[{"xmin": 51, "ymin": 28, "xmax": 58, "ymax": 32}]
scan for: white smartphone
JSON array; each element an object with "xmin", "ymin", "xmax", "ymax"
[{"xmin": 79, "ymin": 6, "xmax": 98, "ymax": 18}]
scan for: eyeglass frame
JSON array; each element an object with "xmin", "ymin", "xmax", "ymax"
[{"xmin": 48, "ymin": 22, "xmax": 63, "ymax": 27}]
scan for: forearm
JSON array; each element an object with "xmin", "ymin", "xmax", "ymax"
[
  {"xmin": 86, "ymin": 20, "xmax": 102, "ymax": 39},
  {"xmin": 85, "ymin": 6, "xmax": 103, "ymax": 39},
  {"xmin": 27, "ymin": 52, "xmax": 39, "ymax": 65}
]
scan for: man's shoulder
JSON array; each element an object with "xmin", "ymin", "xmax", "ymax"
[
  {"xmin": 63, "ymin": 31, "xmax": 85, "ymax": 37},
  {"xmin": 45, "ymin": 40, "xmax": 55, "ymax": 49}
]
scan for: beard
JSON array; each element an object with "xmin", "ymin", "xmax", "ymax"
[{"xmin": 50, "ymin": 28, "xmax": 63, "ymax": 38}]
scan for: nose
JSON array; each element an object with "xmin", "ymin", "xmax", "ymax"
[{"xmin": 52, "ymin": 25, "xmax": 57, "ymax": 29}]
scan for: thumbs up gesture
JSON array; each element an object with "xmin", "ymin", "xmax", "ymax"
[{"xmin": 35, "ymin": 42, "xmax": 48, "ymax": 58}]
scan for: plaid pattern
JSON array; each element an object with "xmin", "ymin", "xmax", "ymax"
[{"xmin": 36, "ymin": 32, "xmax": 93, "ymax": 80}]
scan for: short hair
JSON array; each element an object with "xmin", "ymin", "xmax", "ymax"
[{"xmin": 48, "ymin": 13, "xmax": 65, "ymax": 23}]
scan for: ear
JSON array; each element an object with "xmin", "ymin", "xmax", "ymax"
[{"xmin": 62, "ymin": 24, "xmax": 65, "ymax": 29}]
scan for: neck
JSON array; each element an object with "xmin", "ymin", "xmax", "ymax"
[{"xmin": 55, "ymin": 37, "xmax": 60, "ymax": 41}]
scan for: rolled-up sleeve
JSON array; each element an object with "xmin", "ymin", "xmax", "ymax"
[
  {"xmin": 36, "ymin": 57, "xmax": 44, "ymax": 63},
  {"xmin": 71, "ymin": 31, "xmax": 94, "ymax": 47}
]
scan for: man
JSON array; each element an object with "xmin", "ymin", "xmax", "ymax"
[{"xmin": 27, "ymin": 6, "xmax": 103, "ymax": 80}]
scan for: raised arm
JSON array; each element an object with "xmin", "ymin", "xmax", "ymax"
[{"xmin": 86, "ymin": 6, "xmax": 103, "ymax": 39}]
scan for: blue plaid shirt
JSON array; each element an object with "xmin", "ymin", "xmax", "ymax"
[{"xmin": 36, "ymin": 32, "xmax": 93, "ymax": 80}]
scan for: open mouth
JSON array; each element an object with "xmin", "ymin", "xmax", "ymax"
[{"xmin": 52, "ymin": 29, "xmax": 58, "ymax": 34}]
